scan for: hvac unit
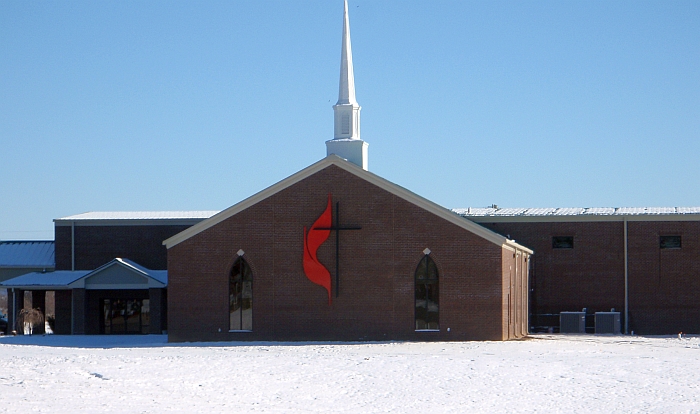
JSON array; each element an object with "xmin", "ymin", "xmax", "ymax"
[
  {"xmin": 560, "ymin": 312, "xmax": 586, "ymax": 333},
  {"xmin": 595, "ymin": 312, "xmax": 621, "ymax": 334}
]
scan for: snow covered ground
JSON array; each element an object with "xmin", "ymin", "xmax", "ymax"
[{"xmin": 0, "ymin": 334, "xmax": 699, "ymax": 413}]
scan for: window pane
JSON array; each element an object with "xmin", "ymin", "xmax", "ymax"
[
  {"xmin": 427, "ymin": 258, "xmax": 439, "ymax": 280},
  {"xmin": 415, "ymin": 255, "xmax": 439, "ymax": 330},
  {"xmin": 230, "ymin": 258, "xmax": 252, "ymax": 331},
  {"xmin": 111, "ymin": 300, "xmax": 126, "ymax": 334},
  {"xmin": 242, "ymin": 306, "xmax": 252, "ymax": 331},
  {"xmin": 230, "ymin": 307, "xmax": 241, "ymax": 331},
  {"xmin": 103, "ymin": 300, "xmax": 111, "ymax": 334},
  {"xmin": 415, "ymin": 257, "xmax": 427, "ymax": 280},
  {"xmin": 553, "ymin": 236, "xmax": 574, "ymax": 249},
  {"xmin": 126, "ymin": 300, "xmax": 141, "ymax": 333},
  {"xmin": 140, "ymin": 300, "xmax": 150, "ymax": 334},
  {"xmin": 426, "ymin": 284, "xmax": 439, "ymax": 330},
  {"xmin": 415, "ymin": 284, "xmax": 427, "ymax": 309},
  {"xmin": 660, "ymin": 235, "xmax": 681, "ymax": 249},
  {"xmin": 230, "ymin": 282, "xmax": 241, "ymax": 331}
]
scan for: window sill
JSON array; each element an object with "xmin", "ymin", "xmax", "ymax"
[
  {"xmin": 415, "ymin": 329, "xmax": 440, "ymax": 332},
  {"xmin": 228, "ymin": 330, "xmax": 253, "ymax": 333}
]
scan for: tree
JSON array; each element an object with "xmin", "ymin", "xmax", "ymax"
[{"xmin": 16, "ymin": 308, "xmax": 44, "ymax": 335}]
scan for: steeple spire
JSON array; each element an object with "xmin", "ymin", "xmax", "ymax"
[
  {"xmin": 327, "ymin": 0, "xmax": 368, "ymax": 170},
  {"xmin": 337, "ymin": 0, "xmax": 356, "ymax": 106}
]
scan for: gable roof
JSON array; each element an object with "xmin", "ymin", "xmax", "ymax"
[
  {"xmin": 163, "ymin": 155, "xmax": 532, "ymax": 254},
  {"xmin": 0, "ymin": 258, "xmax": 166, "ymax": 290},
  {"xmin": 0, "ymin": 241, "xmax": 55, "ymax": 268}
]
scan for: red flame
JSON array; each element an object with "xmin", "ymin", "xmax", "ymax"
[{"xmin": 303, "ymin": 194, "xmax": 333, "ymax": 304}]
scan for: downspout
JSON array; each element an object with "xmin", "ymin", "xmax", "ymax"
[
  {"xmin": 71, "ymin": 220, "xmax": 75, "ymax": 334},
  {"xmin": 10, "ymin": 289, "xmax": 15, "ymax": 332},
  {"xmin": 624, "ymin": 217, "xmax": 629, "ymax": 334},
  {"xmin": 71, "ymin": 221, "xmax": 75, "ymax": 271},
  {"xmin": 526, "ymin": 253, "xmax": 531, "ymax": 335}
]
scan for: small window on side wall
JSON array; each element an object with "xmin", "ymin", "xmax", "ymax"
[
  {"xmin": 552, "ymin": 236, "xmax": 574, "ymax": 249},
  {"xmin": 660, "ymin": 235, "xmax": 681, "ymax": 249}
]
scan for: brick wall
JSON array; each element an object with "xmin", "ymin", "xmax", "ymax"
[
  {"xmin": 627, "ymin": 221, "xmax": 700, "ymax": 334},
  {"xmin": 55, "ymin": 225, "xmax": 192, "ymax": 270},
  {"xmin": 480, "ymin": 221, "xmax": 625, "ymax": 329},
  {"xmin": 479, "ymin": 219, "xmax": 700, "ymax": 334},
  {"xmin": 168, "ymin": 165, "xmax": 520, "ymax": 342}
]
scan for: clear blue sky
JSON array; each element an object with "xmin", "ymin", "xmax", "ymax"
[{"xmin": 1, "ymin": 1, "xmax": 698, "ymax": 240}]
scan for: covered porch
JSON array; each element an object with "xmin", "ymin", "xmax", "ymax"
[{"xmin": 1, "ymin": 258, "xmax": 167, "ymax": 335}]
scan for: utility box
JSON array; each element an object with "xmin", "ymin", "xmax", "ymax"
[
  {"xmin": 560, "ymin": 312, "xmax": 586, "ymax": 333},
  {"xmin": 595, "ymin": 312, "xmax": 621, "ymax": 334}
]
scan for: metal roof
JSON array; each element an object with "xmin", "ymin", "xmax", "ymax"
[
  {"xmin": 0, "ymin": 241, "xmax": 55, "ymax": 268},
  {"xmin": 56, "ymin": 211, "xmax": 219, "ymax": 221},
  {"xmin": 0, "ymin": 258, "xmax": 167, "ymax": 289},
  {"xmin": 453, "ymin": 207, "xmax": 700, "ymax": 217},
  {"xmin": 0, "ymin": 270, "xmax": 90, "ymax": 287}
]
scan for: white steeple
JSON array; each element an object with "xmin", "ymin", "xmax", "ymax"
[
  {"xmin": 326, "ymin": 0, "xmax": 368, "ymax": 170},
  {"xmin": 337, "ymin": 0, "xmax": 357, "ymax": 107}
]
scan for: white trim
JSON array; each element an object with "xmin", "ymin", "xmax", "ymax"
[
  {"xmin": 86, "ymin": 284, "xmax": 151, "ymax": 290},
  {"xmin": 415, "ymin": 329, "xmax": 440, "ymax": 332},
  {"xmin": 55, "ymin": 218, "xmax": 210, "ymax": 227},
  {"xmin": 228, "ymin": 330, "xmax": 253, "ymax": 333},
  {"xmin": 163, "ymin": 155, "xmax": 532, "ymax": 254}
]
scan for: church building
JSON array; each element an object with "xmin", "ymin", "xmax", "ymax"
[
  {"xmin": 3, "ymin": 1, "xmax": 697, "ymax": 340},
  {"xmin": 163, "ymin": 1, "xmax": 532, "ymax": 342}
]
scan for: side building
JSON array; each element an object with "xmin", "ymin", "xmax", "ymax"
[
  {"xmin": 2, "ymin": 212, "xmax": 215, "ymax": 334},
  {"xmin": 457, "ymin": 207, "xmax": 700, "ymax": 335}
]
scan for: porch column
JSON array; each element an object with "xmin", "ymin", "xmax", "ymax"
[
  {"xmin": 54, "ymin": 290, "xmax": 73, "ymax": 335},
  {"xmin": 71, "ymin": 288, "xmax": 86, "ymax": 335},
  {"xmin": 31, "ymin": 290, "xmax": 46, "ymax": 334},
  {"xmin": 7, "ymin": 288, "xmax": 24, "ymax": 334},
  {"xmin": 149, "ymin": 288, "xmax": 163, "ymax": 334}
]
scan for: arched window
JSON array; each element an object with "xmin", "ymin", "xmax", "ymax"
[
  {"xmin": 229, "ymin": 257, "xmax": 252, "ymax": 331},
  {"xmin": 415, "ymin": 254, "xmax": 439, "ymax": 331}
]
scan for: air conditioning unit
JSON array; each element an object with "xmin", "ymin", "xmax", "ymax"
[
  {"xmin": 595, "ymin": 312, "xmax": 621, "ymax": 334},
  {"xmin": 560, "ymin": 312, "xmax": 586, "ymax": 333}
]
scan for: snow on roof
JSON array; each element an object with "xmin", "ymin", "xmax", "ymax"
[
  {"xmin": 56, "ymin": 211, "xmax": 219, "ymax": 221},
  {"xmin": 0, "ymin": 241, "xmax": 55, "ymax": 268},
  {"xmin": 114, "ymin": 258, "xmax": 168, "ymax": 285},
  {"xmin": 453, "ymin": 207, "xmax": 700, "ymax": 217}
]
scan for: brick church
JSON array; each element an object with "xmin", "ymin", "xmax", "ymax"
[
  {"xmin": 2, "ymin": 1, "xmax": 698, "ymax": 340},
  {"xmin": 163, "ymin": 2, "xmax": 531, "ymax": 342}
]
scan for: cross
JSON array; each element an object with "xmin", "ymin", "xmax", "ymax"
[{"xmin": 314, "ymin": 201, "xmax": 361, "ymax": 298}]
